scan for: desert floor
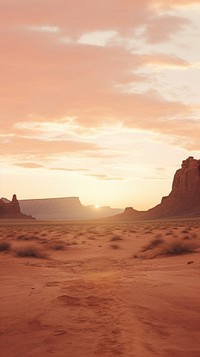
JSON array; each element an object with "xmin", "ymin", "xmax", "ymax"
[{"xmin": 0, "ymin": 218, "xmax": 200, "ymax": 357}]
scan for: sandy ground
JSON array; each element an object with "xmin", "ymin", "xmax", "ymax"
[{"xmin": 0, "ymin": 219, "xmax": 200, "ymax": 357}]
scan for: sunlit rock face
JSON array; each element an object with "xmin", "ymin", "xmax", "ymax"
[
  {"xmin": 170, "ymin": 157, "xmax": 200, "ymax": 199},
  {"xmin": 147, "ymin": 157, "xmax": 200, "ymax": 218},
  {"xmin": 116, "ymin": 157, "xmax": 200, "ymax": 220},
  {"xmin": 0, "ymin": 194, "xmax": 33, "ymax": 219}
]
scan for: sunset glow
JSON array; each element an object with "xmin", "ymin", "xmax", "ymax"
[{"xmin": 0, "ymin": 0, "xmax": 200, "ymax": 209}]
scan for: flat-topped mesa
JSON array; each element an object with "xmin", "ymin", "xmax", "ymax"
[
  {"xmin": 124, "ymin": 207, "xmax": 135, "ymax": 214},
  {"xmin": 0, "ymin": 194, "xmax": 33, "ymax": 219},
  {"xmin": 169, "ymin": 157, "xmax": 200, "ymax": 199}
]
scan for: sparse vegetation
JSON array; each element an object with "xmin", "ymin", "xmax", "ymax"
[
  {"xmin": 141, "ymin": 237, "xmax": 164, "ymax": 252},
  {"xmin": 110, "ymin": 235, "xmax": 123, "ymax": 242},
  {"xmin": 181, "ymin": 229, "xmax": 188, "ymax": 233},
  {"xmin": 49, "ymin": 241, "xmax": 66, "ymax": 250},
  {"xmin": 14, "ymin": 244, "xmax": 48, "ymax": 258},
  {"xmin": 0, "ymin": 240, "xmax": 11, "ymax": 252},
  {"xmin": 159, "ymin": 239, "xmax": 198, "ymax": 256},
  {"xmin": 16, "ymin": 234, "xmax": 40, "ymax": 241},
  {"xmin": 135, "ymin": 237, "xmax": 199, "ymax": 259},
  {"xmin": 110, "ymin": 244, "xmax": 120, "ymax": 249}
]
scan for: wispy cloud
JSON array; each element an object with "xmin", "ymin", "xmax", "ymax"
[
  {"xmin": 50, "ymin": 167, "xmax": 89, "ymax": 172},
  {"xmin": 14, "ymin": 162, "xmax": 44, "ymax": 169},
  {"xmin": 0, "ymin": 136, "xmax": 101, "ymax": 157},
  {"xmin": 1, "ymin": 0, "xmax": 200, "ymax": 207},
  {"xmin": 86, "ymin": 174, "xmax": 124, "ymax": 181}
]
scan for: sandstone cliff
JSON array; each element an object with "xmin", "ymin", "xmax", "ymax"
[
  {"xmin": 146, "ymin": 156, "xmax": 200, "ymax": 219},
  {"xmin": 0, "ymin": 194, "xmax": 33, "ymax": 219},
  {"xmin": 116, "ymin": 157, "xmax": 200, "ymax": 220}
]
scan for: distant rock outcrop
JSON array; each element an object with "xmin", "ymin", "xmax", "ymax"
[
  {"xmin": 19, "ymin": 197, "xmax": 123, "ymax": 220},
  {"xmin": 0, "ymin": 194, "xmax": 33, "ymax": 219},
  {"xmin": 115, "ymin": 157, "xmax": 200, "ymax": 220}
]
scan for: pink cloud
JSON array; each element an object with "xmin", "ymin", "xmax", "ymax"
[
  {"xmin": 0, "ymin": 136, "xmax": 101, "ymax": 158},
  {"xmin": 50, "ymin": 167, "xmax": 89, "ymax": 172},
  {"xmin": 0, "ymin": 0, "xmax": 196, "ymax": 34},
  {"xmin": 85, "ymin": 173, "xmax": 124, "ymax": 181},
  {"xmin": 156, "ymin": 0, "xmax": 200, "ymax": 7},
  {"xmin": 144, "ymin": 15, "xmax": 190, "ymax": 44},
  {"xmin": 14, "ymin": 162, "xmax": 44, "ymax": 168},
  {"xmin": 0, "ymin": 0, "xmax": 199, "ymax": 152}
]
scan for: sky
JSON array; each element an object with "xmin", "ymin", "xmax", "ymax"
[{"xmin": 0, "ymin": 0, "xmax": 200, "ymax": 210}]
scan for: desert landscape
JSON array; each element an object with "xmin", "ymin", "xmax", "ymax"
[
  {"xmin": 0, "ymin": 218, "xmax": 200, "ymax": 357},
  {"xmin": 1, "ymin": 1, "xmax": 200, "ymax": 356}
]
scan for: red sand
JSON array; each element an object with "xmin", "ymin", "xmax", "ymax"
[{"xmin": 0, "ymin": 219, "xmax": 200, "ymax": 356}]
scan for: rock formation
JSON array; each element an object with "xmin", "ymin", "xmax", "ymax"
[
  {"xmin": 116, "ymin": 157, "xmax": 200, "ymax": 220},
  {"xmin": 19, "ymin": 197, "xmax": 123, "ymax": 220},
  {"xmin": 0, "ymin": 194, "xmax": 33, "ymax": 219},
  {"xmin": 169, "ymin": 156, "xmax": 200, "ymax": 199},
  {"xmin": 147, "ymin": 156, "xmax": 200, "ymax": 218}
]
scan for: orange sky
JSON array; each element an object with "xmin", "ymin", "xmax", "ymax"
[{"xmin": 0, "ymin": 0, "xmax": 200, "ymax": 209}]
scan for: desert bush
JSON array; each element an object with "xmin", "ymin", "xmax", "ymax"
[
  {"xmin": 134, "ymin": 237, "xmax": 198, "ymax": 259},
  {"xmin": 49, "ymin": 241, "xmax": 66, "ymax": 250},
  {"xmin": 165, "ymin": 231, "xmax": 172, "ymax": 236},
  {"xmin": 14, "ymin": 244, "xmax": 48, "ymax": 258},
  {"xmin": 0, "ymin": 240, "xmax": 11, "ymax": 252},
  {"xmin": 110, "ymin": 244, "xmax": 120, "ymax": 249},
  {"xmin": 16, "ymin": 234, "xmax": 40, "ymax": 241},
  {"xmin": 141, "ymin": 237, "xmax": 164, "ymax": 252},
  {"xmin": 159, "ymin": 240, "xmax": 198, "ymax": 256},
  {"xmin": 110, "ymin": 235, "xmax": 123, "ymax": 242},
  {"xmin": 181, "ymin": 229, "xmax": 189, "ymax": 234},
  {"xmin": 182, "ymin": 235, "xmax": 191, "ymax": 240}
]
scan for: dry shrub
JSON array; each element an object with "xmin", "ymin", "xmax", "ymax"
[
  {"xmin": 49, "ymin": 241, "xmax": 66, "ymax": 250},
  {"xmin": 110, "ymin": 235, "xmax": 123, "ymax": 242},
  {"xmin": 0, "ymin": 240, "xmax": 11, "ymax": 252},
  {"xmin": 135, "ymin": 238, "xmax": 198, "ymax": 259},
  {"xmin": 110, "ymin": 244, "xmax": 120, "ymax": 249},
  {"xmin": 14, "ymin": 244, "xmax": 48, "ymax": 258},
  {"xmin": 16, "ymin": 234, "xmax": 40, "ymax": 241},
  {"xmin": 181, "ymin": 229, "xmax": 189, "ymax": 234},
  {"xmin": 141, "ymin": 237, "xmax": 164, "ymax": 252},
  {"xmin": 165, "ymin": 231, "xmax": 172, "ymax": 236},
  {"xmin": 158, "ymin": 239, "xmax": 198, "ymax": 256}
]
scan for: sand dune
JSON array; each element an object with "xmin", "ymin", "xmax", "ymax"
[{"xmin": 0, "ymin": 219, "xmax": 200, "ymax": 356}]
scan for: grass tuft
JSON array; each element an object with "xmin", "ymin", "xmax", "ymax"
[
  {"xmin": 141, "ymin": 237, "xmax": 164, "ymax": 252},
  {"xmin": 110, "ymin": 244, "xmax": 120, "ymax": 249},
  {"xmin": 0, "ymin": 240, "xmax": 11, "ymax": 252},
  {"xmin": 159, "ymin": 240, "xmax": 198, "ymax": 256},
  {"xmin": 110, "ymin": 235, "xmax": 123, "ymax": 242},
  {"xmin": 14, "ymin": 244, "xmax": 48, "ymax": 258},
  {"xmin": 49, "ymin": 241, "xmax": 66, "ymax": 250}
]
